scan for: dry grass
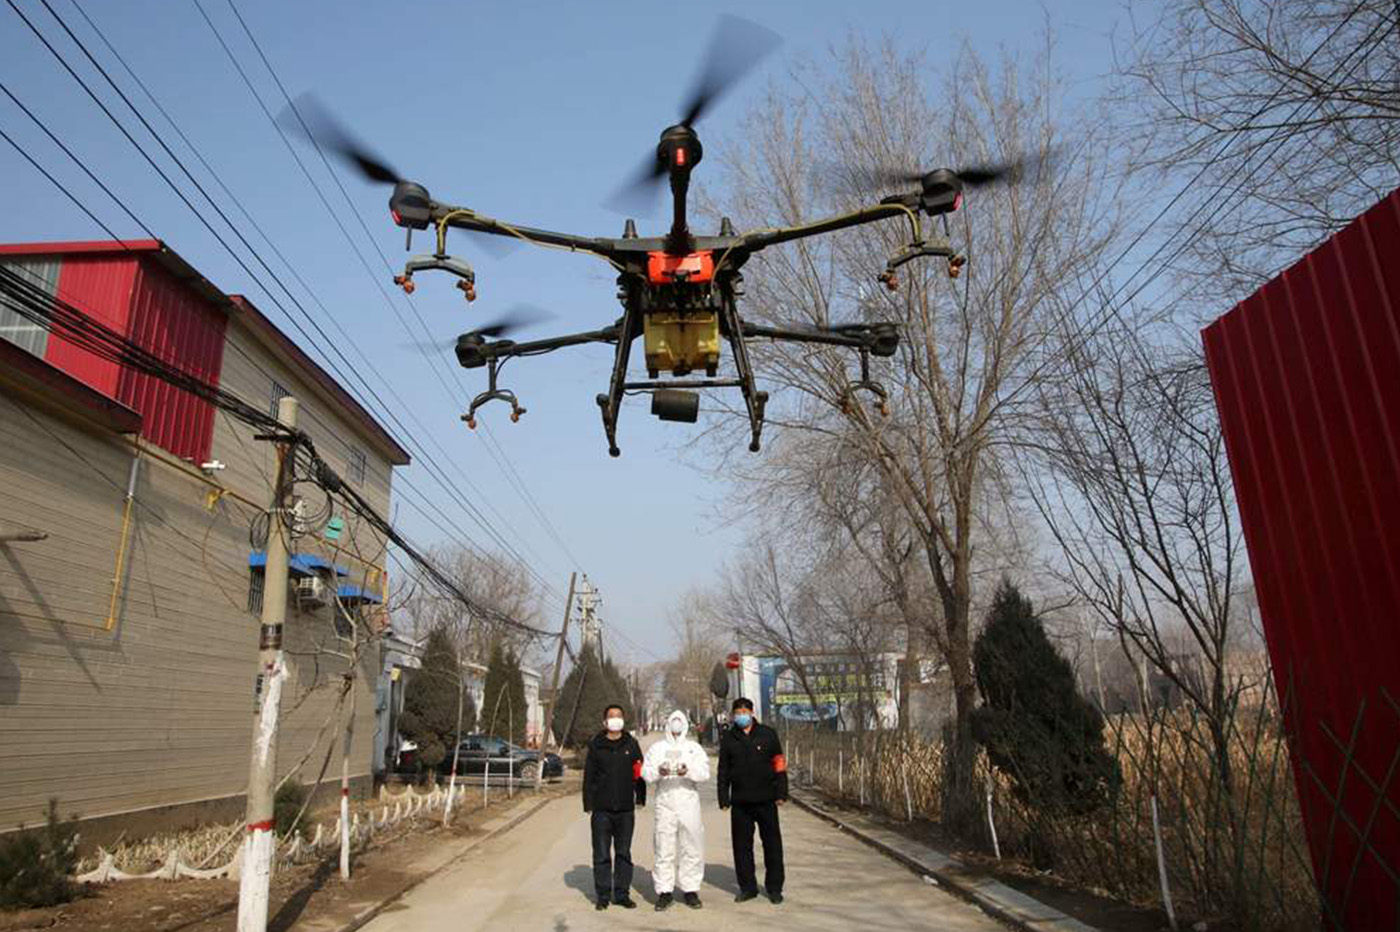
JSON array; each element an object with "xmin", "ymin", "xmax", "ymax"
[{"xmin": 785, "ymin": 698, "xmax": 1319, "ymax": 931}]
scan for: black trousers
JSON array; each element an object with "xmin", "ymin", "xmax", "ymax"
[
  {"xmin": 590, "ymin": 809, "xmax": 635, "ymax": 901},
  {"xmin": 731, "ymin": 800, "xmax": 784, "ymax": 895}
]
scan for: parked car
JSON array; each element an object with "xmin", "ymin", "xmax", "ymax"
[{"xmin": 437, "ymin": 734, "xmax": 564, "ymax": 781}]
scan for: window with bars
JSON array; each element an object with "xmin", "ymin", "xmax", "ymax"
[
  {"xmin": 269, "ymin": 380, "xmax": 291, "ymax": 419},
  {"xmin": 348, "ymin": 446, "xmax": 367, "ymax": 486},
  {"xmin": 0, "ymin": 258, "xmax": 58, "ymax": 357}
]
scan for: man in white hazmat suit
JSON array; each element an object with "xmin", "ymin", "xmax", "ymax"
[{"xmin": 642, "ymin": 710, "xmax": 710, "ymax": 911}]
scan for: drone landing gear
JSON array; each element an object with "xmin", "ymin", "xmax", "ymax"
[
  {"xmin": 841, "ymin": 348, "xmax": 891, "ymax": 417},
  {"xmin": 598, "ymin": 304, "xmax": 639, "ymax": 457},
  {"xmin": 719, "ymin": 296, "xmax": 767, "ymax": 452},
  {"xmin": 462, "ymin": 358, "xmax": 525, "ymax": 429},
  {"xmin": 396, "ymin": 252, "xmax": 477, "ymax": 302}
]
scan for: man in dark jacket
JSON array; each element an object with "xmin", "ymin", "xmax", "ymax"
[
  {"xmin": 717, "ymin": 697, "xmax": 788, "ymax": 904},
  {"xmin": 582, "ymin": 703, "xmax": 646, "ymax": 910}
]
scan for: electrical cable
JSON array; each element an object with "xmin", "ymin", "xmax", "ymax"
[
  {"xmin": 0, "ymin": 266, "xmax": 557, "ymax": 641},
  {"xmin": 980, "ymin": 1, "xmax": 1389, "ymax": 421},
  {"xmin": 9, "ymin": 1, "xmax": 571, "ymax": 603},
  {"xmin": 209, "ymin": 0, "xmax": 587, "ymax": 579}
]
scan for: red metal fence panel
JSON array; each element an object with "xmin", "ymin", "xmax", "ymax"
[{"xmin": 1203, "ymin": 190, "xmax": 1400, "ymax": 930}]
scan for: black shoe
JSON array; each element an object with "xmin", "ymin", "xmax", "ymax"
[
  {"xmin": 614, "ymin": 897, "xmax": 638, "ymax": 909},
  {"xmin": 735, "ymin": 890, "xmax": 760, "ymax": 903},
  {"xmin": 767, "ymin": 891, "xmax": 784, "ymax": 905},
  {"xmin": 683, "ymin": 892, "xmax": 703, "ymax": 909},
  {"xmin": 595, "ymin": 899, "xmax": 609, "ymax": 910},
  {"xmin": 654, "ymin": 893, "xmax": 673, "ymax": 911}
]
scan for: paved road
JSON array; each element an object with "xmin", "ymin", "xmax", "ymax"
[{"xmin": 362, "ymin": 741, "xmax": 1003, "ymax": 932}]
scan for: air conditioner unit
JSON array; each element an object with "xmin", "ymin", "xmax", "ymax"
[{"xmin": 295, "ymin": 575, "xmax": 327, "ymax": 608}]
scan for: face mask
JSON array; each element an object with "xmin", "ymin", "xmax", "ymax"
[
  {"xmin": 669, "ymin": 722, "xmax": 684, "ymax": 736},
  {"xmin": 605, "ymin": 717, "xmax": 624, "ymax": 733},
  {"xmin": 733, "ymin": 713, "xmax": 753, "ymax": 728}
]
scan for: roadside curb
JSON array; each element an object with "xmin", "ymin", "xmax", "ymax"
[
  {"xmin": 789, "ymin": 790, "xmax": 1101, "ymax": 932},
  {"xmin": 335, "ymin": 792, "xmax": 559, "ymax": 932}
]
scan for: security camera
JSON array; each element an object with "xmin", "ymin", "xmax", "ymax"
[{"xmin": 200, "ymin": 460, "xmax": 227, "ymax": 475}]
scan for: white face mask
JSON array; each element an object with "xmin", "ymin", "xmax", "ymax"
[
  {"xmin": 669, "ymin": 722, "xmax": 684, "ymax": 736},
  {"xmin": 605, "ymin": 717, "xmax": 624, "ymax": 733}
]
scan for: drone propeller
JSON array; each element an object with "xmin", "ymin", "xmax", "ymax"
[
  {"xmin": 280, "ymin": 94, "xmax": 404, "ymax": 185},
  {"xmin": 281, "ymin": 95, "xmax": 521, "ymax": 257},
  {"xmin": 605, "ymin": 15, "xmax": 780, "ymax": 214},
  {"xmin": 473, "ymin": 302, "xmax": 554, "ymax": 338},
  {"xmin": 398, "ymin": 304, "xmax": 555, "ymax": 351},
  {"xmin": 832, "ymin": 150, "xmax": 1053, "ymax": 198},
  {"xmin": 679, "ymin": 14, "xmax": 782, "ymax": 130}
]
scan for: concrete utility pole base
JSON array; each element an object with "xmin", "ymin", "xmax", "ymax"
[
  {"xmin": 236, "ymin": 827, "xmax": 275, "ymax": 927},
  {"xmin": 236, "ymin": 396, "xmax": 297, "ymax": 932}
]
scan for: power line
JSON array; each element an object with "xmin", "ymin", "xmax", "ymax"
[
  {"xmin": 64, "ymin": 0, "xmax": 557, "ymax": 590},
  {"xmin": 0, "ymin": 122, "xmax": 121, "ymax": 241},
  {"xmin": 10, "ymin": 0, "xmax": 567, "ymax": 602},
  {"xmin": 209, "ymin": 0, "xmax": 586, "ymax": 576},
  {"xmin": 985, "ymin": 1, "xmax": 1388, "ymax": 421},
  {"xmin": 0, "ymin": 78, "xmax": 154, "ymax": 238},
  {"xmin": 0, "ymin": 263, "xmax": 556, "ymax": 640}
]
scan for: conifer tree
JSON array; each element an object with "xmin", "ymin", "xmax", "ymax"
[
  {"xmin": 481, "ymin": 642, "xmax": 529, "ymax": 743},
  {"xmin": 972, "ymin": 579, "xmax": 1121, "ymax": 867},
  {"xmin": 551, "ymin": 642, "xmax": 628, "ymax": 746},
  {"xmin": 400, "ymin": 626, "xmax": 474, "ymax": 771}
]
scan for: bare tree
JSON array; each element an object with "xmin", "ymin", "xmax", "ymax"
[
  {"xmin": 662, "ymin": 591, "xmax": 722, "ymax": 723},
  {"xmin": 404, "ymin": 544, "xmax": 546, "ymax": 664},
  {"xmin": 706, "ymin": 36, "xmax": 1120, "ymax": 826},
  {"xmin": 1116, "ymin": 0, "xmax": 1400, "ymax": 298},
  {"xmin": 711, "ymin": 537, "xmax": 835, "ymax": 722},
  {"xmin": 1025, "ymin": 309, "xmax": 1251, "ymax": 846}
]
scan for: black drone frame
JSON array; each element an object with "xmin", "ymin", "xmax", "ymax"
[{"xmin": 388, "ymin": 123, "xmax": 966, "ymax": 456}]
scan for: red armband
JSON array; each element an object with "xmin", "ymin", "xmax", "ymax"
[
  {"xmin": 633, "ymin": 760, "xmax": 643, "ymax": 780},
  {"xmin": 772, "ymin": 754, "xmax": 787, "ymax": 774}
]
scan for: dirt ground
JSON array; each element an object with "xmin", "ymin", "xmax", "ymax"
[
  {"xmin": 0, "ymin": 780, "xmax": 576, "ymax": 932},
  {"xmin": 806, "ymin": 791, "xmax": 1181, "ymax": 932}
]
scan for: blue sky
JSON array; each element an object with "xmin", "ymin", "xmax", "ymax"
[{"xmin": 0, "ymin": 0, "xmax": 1124, "ymax": 664}]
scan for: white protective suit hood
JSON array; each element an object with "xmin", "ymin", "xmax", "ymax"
[
  {"xmin": 664, "ymin": 709, "xmax": 690, "ymax": 742},
  {"xmin": 642, "ymin": 708, "xmax": 710, "ymax": 895}
]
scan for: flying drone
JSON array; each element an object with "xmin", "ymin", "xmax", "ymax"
[{"xmin": 297, "ymin": 16, "xmax": 1028, "ymax": 457}]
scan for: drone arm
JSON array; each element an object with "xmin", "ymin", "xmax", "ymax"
[
  {"xmin": 434, "ymin": 204, "xmax": 613, "ymax": 259},
  {"xmin": 742, "ymin": 201, "xmax": 919, "ymax": 252},
  {"xmin": 475, "ymin": 326, "xmax": 620, "ymax": 365},
  {"xmin": 741, "ymin": 321, "xmax": 875, "ymax": 352}
]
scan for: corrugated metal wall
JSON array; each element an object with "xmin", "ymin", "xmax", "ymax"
[
  {"xmin": 46, "ymin": 255, "xmax": 137, "ymax": 398},
  {"xmin": 118, "ymin": 259, "xmax": 226, "ymax": 462},
  {"xmin": 35, "ymin": 252, "xmax": 224, "ymax": 463},
  {"xmin": 1202, "ymin": 189, "xmax": 1400, "ymax": 930}
]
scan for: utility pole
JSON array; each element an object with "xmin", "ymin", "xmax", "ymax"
[
  {"xmin": 577, "ymin": 576, "xmax": 602, "ymax": 653},
  {"xmin": 238, "ymin": 396, "xmax": 297, "ymax": 932},
  {"xmin": 1085, "ymin": 611, "xmax": 1106, "ymax": 711},
  {"xmin": 337, "ymin": 599, "xmax": 357, "ymax": 881},
  {"xmin": 537, "ymin": 572, "xmax": 576, "ymax": 790}
]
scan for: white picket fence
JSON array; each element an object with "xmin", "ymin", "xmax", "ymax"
[{"xmin": 74, "ymin": 783, "xmax": 465, "ymax": 885}]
